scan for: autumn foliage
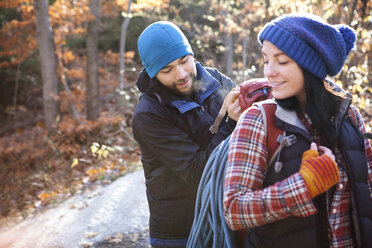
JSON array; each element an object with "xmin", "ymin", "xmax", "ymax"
[{"xmin": 0, "ymin": 0, "xmax": 371, "ymax": 221}]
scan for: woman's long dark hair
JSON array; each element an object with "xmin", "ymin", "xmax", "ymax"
[{"xmin": 276, "ymin": 68, "xmax": 345, "ymax": 148}]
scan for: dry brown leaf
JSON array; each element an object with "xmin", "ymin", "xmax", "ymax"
[
  {"xmin": 104, "ymin": 232, "xmax": 123, "ymax": 243},
  {"xmin": 81, "ymin": 242, "xmax": 93, "ymax": 247},
  {"xmin": 86, "ymin": 232, "xmax": 99, "ymax": 239}
]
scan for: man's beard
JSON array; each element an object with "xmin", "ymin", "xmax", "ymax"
[{"xmin": 169, "ymin": 72, "xmax": 195, "ymax": 97}]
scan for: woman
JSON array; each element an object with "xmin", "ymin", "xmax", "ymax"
[{"xmin": 223, "ymin": 13, "xmax": 372, "ymax": 248}]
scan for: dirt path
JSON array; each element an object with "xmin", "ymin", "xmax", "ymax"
[{"xmin": 0, "ymin": 169, "xmax": 150, "ymax": 248}]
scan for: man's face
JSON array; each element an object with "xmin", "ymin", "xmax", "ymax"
[{"xmin": 155, "ymin": 55, "xmax": 196, "ymax": 97}]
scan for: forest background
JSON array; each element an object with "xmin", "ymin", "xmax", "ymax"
[{"xmin": 0, "ymin": 0, "xmax": 371, "ymax": 227}]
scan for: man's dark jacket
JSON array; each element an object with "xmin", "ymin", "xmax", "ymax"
[{"xmin": 132, "ymin": 62, "xmax": 236, "ymax": 247}]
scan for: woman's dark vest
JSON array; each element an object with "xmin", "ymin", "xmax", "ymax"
[{"xmin": 245, "ymin": 105, "xmax": 372, "ymax": 248}]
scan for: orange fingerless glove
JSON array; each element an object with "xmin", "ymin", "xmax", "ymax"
[{"xmin": 299, "ymin": 149, "xmax": 340, "ymax": 198}]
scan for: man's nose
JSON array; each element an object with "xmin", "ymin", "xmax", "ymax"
[{"xmin": 175, "ymin": 65, "xmax": 187, "ymax": 80}]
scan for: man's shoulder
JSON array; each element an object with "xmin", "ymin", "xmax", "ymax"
[
  {"xmin": 201, "ymin": 66, "xmax": 222, "ymax": 82},
  {"xmin": 204, "ymin": 66, "xmax": 219, "ymax": 76},
  {"xmin": 134, "ymin": 92, "xmax": 176, "ymax": 121},
  {"xmin": 200, "ymin": 64, "xmax": 235, "ymax": 89},
  {"xmin": 135, "ymin": 93, "xmax": 161, "ymax": 113}
]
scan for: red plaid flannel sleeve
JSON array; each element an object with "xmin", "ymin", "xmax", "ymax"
[
  {"xmin": 350, "ymin": 106, "xmax": 372, "ymax": 199},
  {"xmin": 223, "ymin": 106, "xmax": 317, "ymax": 230}
]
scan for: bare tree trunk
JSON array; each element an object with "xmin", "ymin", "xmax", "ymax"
[
  {"xmin": 369, "ymin": 48, "xmax": 372, "ymax": 88},
  {"xmin": 119, "ymin": 0, "xmax": 132, "ymax": 90},
  {"xmin": 13, "ymin": 60, "xmax": 21, "ymax": 118},
  {"xmin": 33, "ymin": 0, "xmax": 59, "ymax": 132},
  {"xmin": 348, "ymin": 0, "xmax": 358, "ymax": 25},
  {"xmin": 224, "ymin": 32, "xmax": 234, "ymax": 77},
  {"xmin": 57, "ymin": 47, "xmax": 82, "ymax": 122},
  {"xmin": 242, "ymin": 33, "xmax": 247, "ymax": 81},
  {"xmin": 86, "ymin": 0, "xmax": 101, "ymax": 120},
  {"xmin": 265, "ymin": 0, "xmax": 270, "ymax": 22}
]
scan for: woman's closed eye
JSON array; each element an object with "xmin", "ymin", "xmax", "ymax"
[{"xmin": 279, "ymin": 61, "xmax": 289, "ymax": 65}]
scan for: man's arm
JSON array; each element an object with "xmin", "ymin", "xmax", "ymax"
[
  {"xmin": 209, "ymin": 88, "xmax": 241, "ymax": 134},
  {"xmin": 132, "ymin": 109, "xmax": 231, "ymax": 184},
  {"xmin": 206, "ymin": 67, "xmax": 242, "ymax": 121}
]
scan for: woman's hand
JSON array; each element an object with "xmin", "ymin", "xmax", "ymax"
[
  {"xmin": 310, "ymin": 142, "xmax": 335, "ymax": 162},
  {"xmin": 300, "ymin": 142, "xmax": 339, "ymax": 198}
]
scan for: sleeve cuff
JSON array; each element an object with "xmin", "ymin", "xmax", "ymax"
[
  {"xmin": 282, "ymin": 173, "xmax": 318, "ymax": 217},
  {"xmin": 226, "ymin": 116, "xmax": 237, "ymax": 133}
]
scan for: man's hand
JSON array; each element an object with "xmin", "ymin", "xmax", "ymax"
[
  {"xmin": 209, "ymin": 87, "xmax": 242, "ymax": 134},
  {"xmin": 224, "ymin": 88, "xmax": 242, "ymax": 121}
]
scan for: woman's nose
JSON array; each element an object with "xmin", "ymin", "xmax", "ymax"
[{"xmin": 264, "ymin": 63, "xmax": 277, "ymax": 78}]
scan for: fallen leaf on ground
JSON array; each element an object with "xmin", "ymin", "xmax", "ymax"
[
  {"xmin": 70, "ymin": 201, "xmax": 88, "ymax": 210},
  {"xmin": 104, "ymin": 232, "xmax": 123, "ymax": 243},
  {"xmin": 81, "ymin": 242, "xmax": 93, "ymax": 247},
  {"xmin": 86, "ymin": 232, "xmax": 99, "ymax": 238}
]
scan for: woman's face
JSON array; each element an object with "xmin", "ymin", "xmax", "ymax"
[{"xmin": 262, "ymin": 41, "xmax": 306, "ymax": 104}]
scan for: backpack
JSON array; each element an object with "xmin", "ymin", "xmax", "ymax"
[
  {"xmin": 187, "ymin": 79, "xmax": 296, "ymax": 248},
  {"xmin": 211, "ymin": 78, "xmax": 290, "ymax": 170},
  {"xmin": 209, "ymin": 78, "xmax": 272, "ymax": 134}
]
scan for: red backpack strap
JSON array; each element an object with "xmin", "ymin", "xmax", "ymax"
[
  {"xmin": 349, "ymin": 106, "xmax": 372, "ymax": 140},
  {"xmin": 255, "ymin": 101, "xmax": 284, "ymax": 168},
  {"xmin": 349, "ymin": 106, "xmax": 359, "ymax": 127}
]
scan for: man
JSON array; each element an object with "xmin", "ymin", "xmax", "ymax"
[{"xmin": 132, "ymin": 21, "xmax": 241, "ymax": 247}]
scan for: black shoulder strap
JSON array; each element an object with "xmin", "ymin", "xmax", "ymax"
[{"xmin": 139, "ymin": 92, "xmax": 161, "ymax": 102}]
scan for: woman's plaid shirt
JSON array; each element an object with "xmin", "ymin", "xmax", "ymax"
[{"xmin": 223, "ymin": 105, "xmax": 372, "ymax": 248}]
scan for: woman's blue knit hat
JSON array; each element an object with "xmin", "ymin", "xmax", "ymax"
[
  {"xmin": 258, "ymin": 13, "xmax": 356, "ymax": 79},
  {"xmin": 137, "ymin": 21, "xmax": 194, "ymax": 79}
]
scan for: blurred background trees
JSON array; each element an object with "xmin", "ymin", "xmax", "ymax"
[
  {"xmin": 0, "ymin": 0, "xmax": 370, "ymax": 131},
  {"xmin": 0, "ymin": 0, "xmax": 370, "ymax": 218}
]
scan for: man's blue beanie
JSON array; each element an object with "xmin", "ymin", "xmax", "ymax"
[
  {"xmin": 137, "ymin": 21, "xmax": 194, "ymax": 79},
  {"xmin": 258, "ymin": 13, "xmax": 356, "ymax": 79}
]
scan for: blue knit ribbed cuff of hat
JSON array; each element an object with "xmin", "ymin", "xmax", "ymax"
[
  {"xmin": 146, "ymin": 43, "xmax": 193, "ymax": 79},
  {"xmin": 259, "ymin": 23, "xmax": 327, "ymax": 79}
]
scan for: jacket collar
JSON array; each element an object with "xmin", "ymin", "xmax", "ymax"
[
  {"xmin": 274, "ymin": 80, "xmax": 351, "ymax": 134},
  {"xmin": 325, "ymin": 79, "xmax": 351, "ymax": 133},
  {"xmin": 275, "ymin": 104, "xmax": 308, "ymax": 133},
  {"xmin": 136, "ymin": 61, "xmax": 221, "ymax": 114}
]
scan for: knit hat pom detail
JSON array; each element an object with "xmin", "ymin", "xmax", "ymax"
[
  {"xmin": 337, "ymin": 25, "xmax": 356, "ymax": 55},
  {"xmin": 258, "ymin": 13, "xmax": 357, "ymax": 78}
]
